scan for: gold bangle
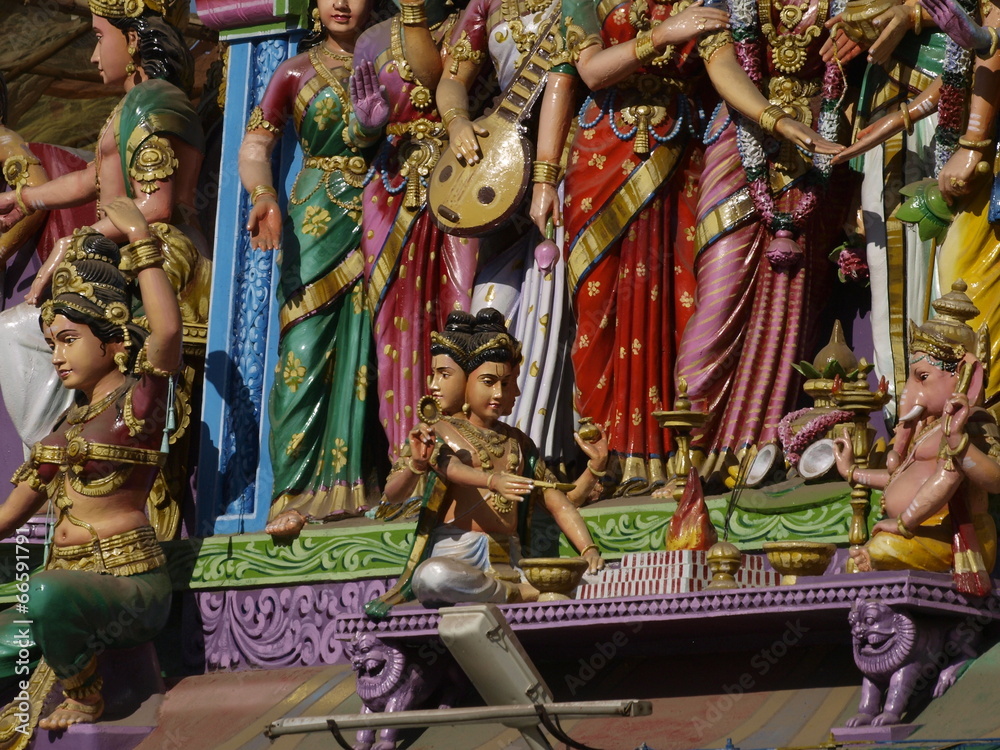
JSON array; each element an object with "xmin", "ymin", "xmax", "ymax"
[
  {"xmin": 579, "ymin": 543, "xmax": 599, "ymax": 557},
  {"xmin": 587, "ymin": 461, "xmax": 607, "ymax": 478},
  {"xmin": 441, "ymin": 107, "xmax": 469, "ymax": 129},
  {"xmin": 978, "ymin": 26, "xmax": 1000, "ymax": 59},
  {"xmin": 959, "ymin": 136, "xmax": 992, "ymax": 150},
  {"xmin": 129, "ymin": 237, "xmax": 164, "ymax": 272},
  {"xmin": 847, "ymin": 464, "xmax": 858, "ymax": 484},
  {"xmin": 911, "ymin": 4, "xmax": 922, "ymax": 36},
  {"xmin": 532, "ymin": 160, "xmax": 561, "ymax": 185},
  {"xmin": 407, "ymin": 458, "xmax": 428, "ymax": 475},
  {"xmin": 250, "ymin": 185, "xmax": 278, "ymax": 205},
  {"xmin": 14, "ymin": 184, "xmax": 35, "ymax": 216},
  {"xmin": 899, "ymin": 102, "xmax": 913, "ymax": 135},
  {"xmin": 758, "ymin": 104, "xmax": 789, "ymax": 135},
  {"xmin": 634, "ymin": 28, "xmax": 659, "ymax": 65},
  {"xmin": 400, "ymin": 2, "xmax": 427, "ymax": 25},
  {"xmin": 896, "ymin": 516, "xmax": 915, "ymax": 539}
]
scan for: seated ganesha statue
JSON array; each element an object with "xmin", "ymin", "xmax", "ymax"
[{"xmin": 834, "ymin": 281, "xmax": 1000, "ymax": 596}]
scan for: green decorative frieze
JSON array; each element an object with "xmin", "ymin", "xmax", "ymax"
[{"xmin": 0, "ymin": 481, "xmax": 876, "ymax": 603}]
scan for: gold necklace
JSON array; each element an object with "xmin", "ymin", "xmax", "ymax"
[
  {"xmin": 320, "ymin": 44, "xmax": 354, "ymax": 63},
  {"xmin": 391, "ymin": 16, "xmax": 433, "ymax": 110},
  {"xmin": 758, "ymin": 0, "xmax": 827, "ymax": 75},
  {"xmin": 67, "ymin": 382, "xmax": 128, "ymax": 425}
]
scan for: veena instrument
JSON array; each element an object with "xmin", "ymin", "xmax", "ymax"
[{"xmin": 429, "ymin": 10, "xmax": 562, "ymax": 237}]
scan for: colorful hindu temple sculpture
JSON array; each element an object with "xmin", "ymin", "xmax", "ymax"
[
  {"xmin": 0, "ymin": 198, "xmax": 181, "ymax": 742},
  {"xmin": 675, "ymin": 0, "xmax": 853, "ymax": 481},
  {"xmin": 238, "ymin": 0, "xmax": 387, "ymax": 538},
  {"xmin": 353, "ymin": 0, "xmax": 478, "ymax": 464},
  {"xmin": 436, "ymin": 0, "xmax": 578, "ymax": 462},
  {"xmin": 834, "ymin": 281, "xmax": 999, "ymax": 596},
  {"xmin": 557, "ymin": 0, "xmax": 728, "ymax": 495},
  {"xmin": 0, "ymin": 0, "xmax": 208, "ymax": 539},
  {"xmin": 367, "ymin": 309, "xmax": 604, "ymax": 615}
]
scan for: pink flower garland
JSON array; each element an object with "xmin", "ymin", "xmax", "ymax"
[{"xmin": 778, "ymin": 408, "xmax": 854, "ymax": 466}]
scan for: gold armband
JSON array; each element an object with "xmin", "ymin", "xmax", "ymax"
[
  {"xmin": 896, "ymin": 516, "xmax": 915, "ymax": 539},
  {"xmin": 958, "ymin": 136, "xmax": 992, "ymax": 150},
  {"xmin": 247, "ymin": 105, "xmax": 282, "ymax": 135},
  {"xmin": 532, "ymin": 160, "xmax": 561, "ymax": 185},
  {"xmin": 250, "ymin": 184, "xmax": 279, "ymax": 204},
  {"xmin": 400, "ymin": 1, "xmax": 427, "ymax": 25},
  {"xmin": 129, "ymin": 237, "xmax": 164, "ymax": 272},
  {"xmin": 899, "ymin": 102, "xmax": 913, "ymax": 135},
  {"xmin": 978, "ymin": 26, "xmax": 1000, "ymax": 59},
  {"xmin": 441, "ymin": 107, "xmax": 469, "ymax": 129},
  {"xmin": 14, "ymin": 184, "xmax": 35, "ymax": 216},
  {"xmin": 634, "ymin": 28, "xmax": 659, "ymax": 65},
  {"xmin": 130, "ymin": 136, "xmax": 178, "ymax": 195},
  {"xmin": 758, "ymin": 105, "xmax": 789, "ymax": 135},
  {"xmin": 698, "ymin": 29, "xmax": 732, "ymax": 62}
]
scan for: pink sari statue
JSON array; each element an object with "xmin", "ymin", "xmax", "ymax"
[{"xmin": 355, "ymin": 4, "xmax": 477, "ymax": 458}]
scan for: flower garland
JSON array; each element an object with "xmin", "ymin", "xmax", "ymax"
[
  {"xmin": 729, "ymin": 0, "xmax": 846, "ymax": 240},
  {"xmin": 934, "ymin": 0, "xmax": 979, "ymax": 175},
  {"xmin": 777, "ymin": 407, "xmax": 853, "ymax": 466}
]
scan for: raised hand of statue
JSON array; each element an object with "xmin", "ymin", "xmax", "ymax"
[
  {"xmin": 938, "ymin": 147, "xmax": 981, "ymax": 204},
  {"xmin": 775, "ymin": 117, "xmax": 844, "ymax": 155},
  {"xmin": 832, "ymin": 109, "xmax": 906, "ymax": 165},
  {"xmin": 247, "ymin": 195, "xmax": 282, "ymax": 251},
  {"xmin": 447, "ymin": 116, "xmax": 489, "ymax": 166},
  {"xmin": 490, "ymin": 472, "xmax": 534, "ymax": 503},
  {"xmin": 102, "ymin": 197, "xmax": 149, "ymax": 243},
  {"xmin": 349, "ymin": 60, "xmax": 390, "ymax": 132},
  {"xmin": 653, "ymin": 0, "xmax": 730, "ymax": 46},
  {"xmin": 821, "ymin": 16, "xmax": 866, "ymax": 63},
  {"xmin": 408, "ymin": 423, "xmax": 436, "ymax": 469},
  {"xmin": 943, "ymin": 392, "xmax": 972, "ymax": 448},
  {"xmin": 922, "ymin": 0, "xmax": 992, "ymax": 50},
  {"xmin": 25, "ymin": 235, "xmax": 72, "ymax": 306},
  {"xmin": 866, "ymin": 4, "xmax": 919, "ymax": 64},
  {"xmin": 574, "ymin": 424, "xmax": 609, "ymax": 474},
  {"xmin": 833, "ymin": 426, "xmax": 856, "ymax": 480}
]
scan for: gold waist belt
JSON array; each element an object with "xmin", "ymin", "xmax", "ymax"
[
  {"xmin": 303, "ymin": 154, "xmax": 369, "ymax": 177},
  {"xmin": 32, "ymin": 439, "xmax": 166, "ymax": 469},
  {"xmin": 385, "ymin": 118, "xmax": 447, "ymax": 140},
  {"xmin": 48, "ymin": 525, "xmax": 166, "ymax": 576}
]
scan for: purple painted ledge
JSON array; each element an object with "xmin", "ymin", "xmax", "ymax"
[
  {"xmin": 195, "ymin": 0, "xmax": 292, "ymax": 31},
  {"xmin": 335, "ymin": 571, "xmax": 1000, "ymax": 642}
]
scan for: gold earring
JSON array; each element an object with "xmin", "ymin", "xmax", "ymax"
[
  {"xmin": 126, "ymin": 45, "xmax": 137, "ymax": 75},
  {"xmin": 462, "ymin": 402, "xmax": 471, "ymax": 416},
  {"xmin": 114, "ymin": 352, "xmax": 129, "ymax": 374},
  {"xmin": 311, "ymin": 7, "xmax": 321, "ymax": 32}
]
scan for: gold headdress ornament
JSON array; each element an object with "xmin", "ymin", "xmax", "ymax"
[
  {"xmin": 908, "ymin": 279, "xmax": 980, "ymax": 373},
  {"xmin": 40, "ymin": 229, "xmax": 138, "ymax": 371},
  {"xmin": 429, "ymin": 331, "xmax": 467, "ymax": 365},
  {"xmin": 464, "ymin": 331, "xmax": 520, "ymax": 373},
  {"xmin": 88, "ymin": 0, "xmax": 185, "ymax": 26}
]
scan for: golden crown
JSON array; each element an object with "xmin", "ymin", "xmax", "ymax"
[
  {"xmin": 88, "ymin": 0, "xmax": 176, "ymax": 20},
  {"xmin": 909, "ymin": 280, "xmax": 980, "ymax": 368}
]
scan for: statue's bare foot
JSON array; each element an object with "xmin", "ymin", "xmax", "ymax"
[
  {"xmin": 265, "ymin": 509, "xmax": 307, "ymax": 538},
  {"xmin": 38, "ymin": 697, "xmax": 103, "ymax": 730},
  {"xmin": 849, "ymin": 545, "xmax": 873, "ymax": 572},
  {"xmin": 651, "ymin": 483, "xmax": 675, "ymax": 499}
]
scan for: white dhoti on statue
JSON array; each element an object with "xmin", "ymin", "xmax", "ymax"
[{"xmin": 411, "ymin": 526, "xmax": 523, "ymax": 606}]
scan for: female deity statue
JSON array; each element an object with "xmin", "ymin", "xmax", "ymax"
[
  {"xmin": 0, "ymin": 198, "xmax": 181, "ymax": 737},
  {"xmin": 674, "ymin": 0, "xmax": 849, "ymax": 480},
  {"xmin": 352, "ymin": 0, "xmax": 478, "ymax": 460},
  {"xmin": 833, "ymin": 282, "xmax": 999, "ymax": 595},
  {"xmin": 368, "ymin": 309, "xmax": 604, "ymax": 614},
  {"xmin": 557, "ymin": 0, "xmax": 730, "ymax": 495},
  {"xmin": 238, "ymin": 0, "xmax": 388, "ymax": 537},
  {"xmin": 435, "ymin": 0, "xmax": 579, "ymax": 462}
]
